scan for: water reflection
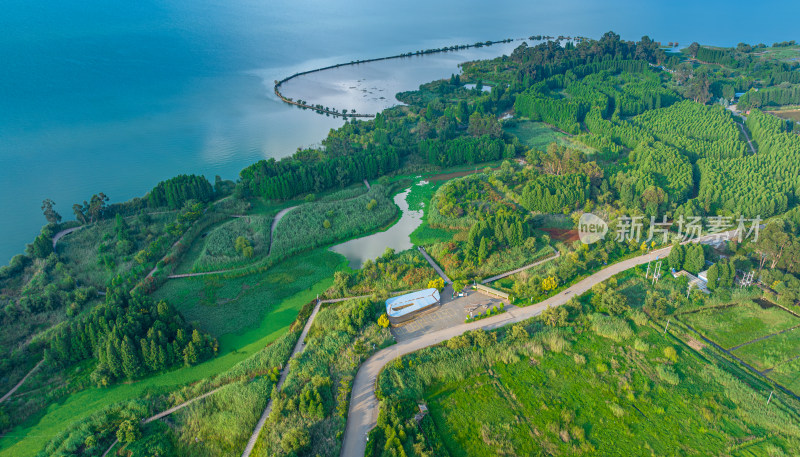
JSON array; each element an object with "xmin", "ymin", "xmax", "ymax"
[{"xmin": 330, "ymin": 186, "xmax": 423, "ymax": 269}]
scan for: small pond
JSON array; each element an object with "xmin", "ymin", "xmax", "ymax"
[{"xmin": 330, "ymin": 186, "xmax": 423, "ymax": 269}]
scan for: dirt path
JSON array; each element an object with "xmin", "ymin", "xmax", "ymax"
[
  {"xmin": 0, "ymin": 360, "xmax": 43, "ymax": 403},
  {"xmin": 481, "ymin": 249, "xmax": 560, "ymax": 284},
  {"xmin": 738, "ymin": 122, "xmax": 757, "ymax": 155},
  {"xmin": 267, "ymin": 206, "xmax": 297, "ymax": 256},
  {"xmin": 340, "ymin": 230, "xmax": 739, "ymax": 457}
]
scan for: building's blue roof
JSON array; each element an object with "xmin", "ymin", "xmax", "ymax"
[{"xmin": 386, "ymin": 288, "xmax": 440, "ymax": 318}]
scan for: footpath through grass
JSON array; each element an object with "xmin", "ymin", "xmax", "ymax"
[{"xmin": 0, "ymin": 254, "xmax": 343, "ymax": 457}]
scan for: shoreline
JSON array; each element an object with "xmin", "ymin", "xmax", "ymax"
[{"xmin": 273, "ymin": 37, "xmax": 522, "ymax": 118}]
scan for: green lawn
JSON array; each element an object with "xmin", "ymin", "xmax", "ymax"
[
  {"xmin": 733, "ymin": 327, "xmax": 800, "ymax": 371},
  {"xmin": 680, "ymin": 301, "xmax": 800, "ymax": 349},
  {"xmin": 503, "ymin": 120, "xmax": 597, "ymax": 154},
  {"xmin": 0, "ymin": 252, "xmax": 344, "ymax": 457},
  {"xmin": 504, "ymin": 120, "xmax": 567, "ymax": 151},
  {"xmin": 154, "ymin": 248, "xmax": 345, "ymax": 349}
]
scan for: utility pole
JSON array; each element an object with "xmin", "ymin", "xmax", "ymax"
[
  {"xmin": 663, "ymin": 319, "xmax": 671, "ymax": 334},
  {"xmin": 767, "ymin": 390, "xmax": 774, "ymax": 405}
]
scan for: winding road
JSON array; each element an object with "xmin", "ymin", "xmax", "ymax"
[
  {"xmin": 51, "ymin": 226, "xmax": 82, "ymax": 251},
  {"xmin": 341, "ymin": 231, "xmax": 736, "ymax": 457}
]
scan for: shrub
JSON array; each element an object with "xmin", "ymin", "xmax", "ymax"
[
  {"xmin": 628, "ymin": 309, "xmax": 648, "ymax": 326},
  {"xmin": 544, "ymin": 333, "xmax": 568, "ymax": 353},
  {"xmin": 633, "ymin": 339, "xmax": 650, "ymax": 352},
  {"xmin": 573, "ymin": 354, "xmax": 586, "ymax": 365},
  {"xmin": 588, "ymin": 313, "xmax": 633, "ymax": 342},
  {"xmin": 657, "ymin": 364, "xmax": 680, "ymax": 385},
  {"xmin": 663, "ymin": 346, "xmax": 678, "ymax": 362}
]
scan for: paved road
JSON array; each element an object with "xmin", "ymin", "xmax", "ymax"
[
  {"xmin": 340, "ymin": 230, "xmax": 742, "ymax": 457},
  {"xmin": 0, "ymin": 360, "xmax": 43, "ymax": 403},
  {"xmin": 481, "ymin": 249, "xmax": 560, "ymax": 284},
  {"xmin": 241, "ymin": 298, "xmax": 323, "ymax": 457},
  {"xmin": 267, "ymin": 206, "xmax": 297, "ymax": 256},
  {"xmin": 417, "ymin": 247, "xmax": 450, "ymax": 283},
  {"xmin": 51, "ymin": 227, "xmax": 82, "ymax": 251}
]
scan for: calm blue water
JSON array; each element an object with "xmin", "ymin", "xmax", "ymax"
[{"xmin": 1, "ymin": 0, "xmax": 798, "ymax": 263}]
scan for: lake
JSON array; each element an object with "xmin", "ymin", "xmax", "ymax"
[
  {"xmin": 330, "ymin": 185, "xmax": 424, "ymax": 269},
  {"xmin": 2, "ymin": 0, "xmax": 799, "ymax": 262}
]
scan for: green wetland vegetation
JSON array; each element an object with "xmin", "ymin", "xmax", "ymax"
[{"xmin": 3, "ymin": 32, "xmax": 800, "ymax": 457}]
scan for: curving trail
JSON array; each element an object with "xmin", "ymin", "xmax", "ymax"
[
  {"xmin": 738, "ymin": 122, "xmax": 757, "ymax": 155},
  {"xmin": 167, "ymin": 205, "xmax": 297, "ymax": 279},
  {"xmin": 267, "ymin": 206, "xmax": 297, "ymax": 256},
  {"xmin": 340, "ymin": 231, "xmax": 736, "ymax": 457},
  {"xmin": 0, "ymin": 360, "xmax": 43, "ymax": 403},
  {"xmin": 51, "ymin": 226, "xmax": 82, "ymax": 251}
]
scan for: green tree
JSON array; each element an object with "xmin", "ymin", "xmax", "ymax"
[
  {"xmin": 41, "ymin": 199, "xmax": 62, "ymax": 224},
  {"xmin": 120, "ymin": 336, "xmax": 142, "ymax": 379},
  {"xmin": 705, "ymin": 263, "xmax": 719, "ymax": 290},
  {"xmin": 667, "ymin": 244, "xmax": 685, "ymax": 270},
  {"xmin": 509, "ymin": 323, "xmax": 529, "ymax": 341},
  {"xmin": 542, "ymin": 305, "xmax": 568, "ymax": 326},
  {"xmin": 478, "ymin": 237, "xmax": 489, "ymax": 263},
  {"xmin": 117, "ymin": 420, "xmax": 141, "ymax": 444},
  {"xmin": 684, "ymin": 245, "xmax": 705, "ymax": 274},
  {"xmin": 183, "ymin": 342, "xmax": 198, "ymax": 366}
]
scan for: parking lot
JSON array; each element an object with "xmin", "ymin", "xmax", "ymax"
[{"xmin": 391, "ymin": 287, "xmax": 510, "ymax": 342}]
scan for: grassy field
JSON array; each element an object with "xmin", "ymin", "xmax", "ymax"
[
  {"xmin": 680, "ymin": 301, "xmax": 800, "ymax": 349},
  {"xmin": 153, "ymin": 248, "xmax": 344, "ymax": 349},
  {"xmin": 733, "ymin": 327, "xmax": 800, "ymax": 371},
  {"xmin": 59, "ymin": 212, "xmax": 177, "ymax": 287},
  {"xmin": 181, "ymin": 215, "xmax": 273, "ymax": 272},
  {"xmin": 381, "ymin": 320, "xmax": 800, "ymax": 456},
  {"xmin": 503, "ymin": 120, "xmax": 567, "ymax": 151},
  {"xmin": 769, "ymin": 109, "xmax": 800, "ymax": 123},
  {"xmin": 503, "ymin": 120, "xmax": 597, "ymax": 154}
]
